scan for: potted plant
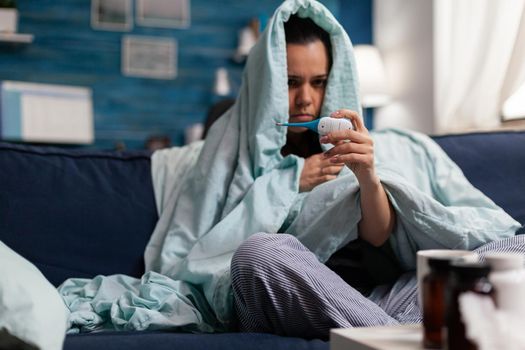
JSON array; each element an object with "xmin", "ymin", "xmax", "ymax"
[{"xmin": 0, "ymin": 0, "xmax": 18, "ymax": 33}]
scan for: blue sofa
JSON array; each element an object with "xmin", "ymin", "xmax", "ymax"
[{"xmin": 0, "ymin": 130, "xmax": 524, "ymax": 350}]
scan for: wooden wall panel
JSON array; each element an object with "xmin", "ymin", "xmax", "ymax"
[{"xmin": 0, "ymin": 0, "xmax": 370, "ymax": 149}]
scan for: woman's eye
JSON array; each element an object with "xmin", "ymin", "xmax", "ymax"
[
  {"xmin": 288, "ymin": 79, "xmax": 299, "ymax": 87},
  {"xmin": 313, "ymin": 79, "xmax": 327, "ymax": 87}
]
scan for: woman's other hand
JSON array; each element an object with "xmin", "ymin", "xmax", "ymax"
[{"xmin": 299, "ymin": 153, "xmax": 344, "ymax": 192}]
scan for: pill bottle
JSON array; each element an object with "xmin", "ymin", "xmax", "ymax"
[
  {"xmin": 446, "ymin": 262, "xmax": 493, "ymax": 350},
  {"xmin": 423, "ymin": 257, "xmax": 454, "ymax": 348}
]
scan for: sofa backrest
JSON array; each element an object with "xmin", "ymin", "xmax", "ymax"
[
  {"xmin": 433, "ymin": 130, "xmax": 525, "ymax": 227},
  {"xmin": 0, "ymin": 142, "xmax": 158, "ymax": 287},
  {"xmin": 0, "ymin": 130, "xmax": 523, "ymax": 287}
]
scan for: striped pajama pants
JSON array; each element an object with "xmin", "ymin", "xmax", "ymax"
[{"xmin": 231, "ymin": 232, "xmax": 525, "ymax": 340}]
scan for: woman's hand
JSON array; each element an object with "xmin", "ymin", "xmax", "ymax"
[
  {"xmin": 320, "ymin": 109, "xmax": 395, "ymax": 247},
  {"xmin": 299, "ymin": 153, "xmax": 344, "ymax": 192},
  {"xmin": 319, "ymin": 109, "xmax": 378, "ymax": 187}
]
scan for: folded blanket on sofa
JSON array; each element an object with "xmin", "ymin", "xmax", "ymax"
[{"xmin": 57, "ymin": 0, "xmax": 521, "ymax": 335}]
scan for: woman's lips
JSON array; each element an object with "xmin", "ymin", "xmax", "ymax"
[{"xmin": 289, "ymin": 114, "xmax": 315, "ymax": 123}]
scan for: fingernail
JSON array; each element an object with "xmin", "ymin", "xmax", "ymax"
[{"xmin": 320, "ymin": 136, "xmax": 328, "ymax": 143}]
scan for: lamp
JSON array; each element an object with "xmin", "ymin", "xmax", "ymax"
[{"xmin": 353, "ymin": 45, "xmax": 391, "ymax": 128}]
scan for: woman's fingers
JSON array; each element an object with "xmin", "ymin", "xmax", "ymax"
[
  {"xmin": 300, "ymin": 154, "xmax": 344, "ymax": 191},
  {"xmin": 320, "ymin": 129, "xmax": 367, "ymax": 145},
  {"xmin": 319, "ymin": 109, "xmax": 368, "ymax": 143},
  {"xmin": 333, "ymin": 152, "xmax": 370, "ymax": 165},
  {"xmin": 330, "ymin": 109, "xmax": 366, "ymax": 133},
  {"xmin": 321, "ymin": 164, "xmax": 344, "ymax": 175},
  {"xmin": 323, "ymin": 140, "xmax": 372, "ymax": 158},
  {"xmin": 320, "ymin": 110, "xmax": 376, "ymax": 182},
  {"xmin": 320, "ymin": 175, "xmax": 338, "ymax": 182}
]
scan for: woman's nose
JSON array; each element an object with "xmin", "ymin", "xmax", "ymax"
[{"xmin": 295, "ymin": 85, "xmax": 313, "ymax": 107}]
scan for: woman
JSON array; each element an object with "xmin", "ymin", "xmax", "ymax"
[{"xmin": 281, "ymin": 14, "xmax": 394, "ymax": 248}]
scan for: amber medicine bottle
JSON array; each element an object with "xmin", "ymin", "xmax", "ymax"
[
  {"xmin": 446, "ymin": 262, "xmax": 493, "ymax": 350},
  {"xmin": 423, "ymin": 257, "xmax": 453, "ymax": 348}
]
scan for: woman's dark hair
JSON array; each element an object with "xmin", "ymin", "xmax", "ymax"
[{"xmin": 284, "ymin": 14, "xmax": 332, "ymax": 67}]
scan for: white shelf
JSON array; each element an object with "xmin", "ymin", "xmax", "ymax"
[{"xmin": 0, "ymin": 33, "xmax": 33, "ymax": 44}]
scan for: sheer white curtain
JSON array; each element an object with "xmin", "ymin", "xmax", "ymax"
[{"xmin": 434, "ymin": 0, "xmax": 525, "ymax": 133}]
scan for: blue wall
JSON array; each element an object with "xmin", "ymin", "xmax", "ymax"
[
  {"xmin": 0, "ymin": 0, "xmax": 371, "ymax": 149},
  {"xmin": 339, "ymin": 0, "xmax": 373, "ymax": 44}
]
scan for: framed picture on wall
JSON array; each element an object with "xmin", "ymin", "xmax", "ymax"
[
  {"xmin": 122, "ymin": 35, "xmax": 177, "ymax": 79},
  {"xmin": 91, "ymin": 0, "xmax": 132, "ymax": 31},
  {"xmin": 136, "ymin": 0, "xmax": 190, "ymax": 29}
]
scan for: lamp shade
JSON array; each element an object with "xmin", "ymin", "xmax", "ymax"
[{"xmin": 354, "ymin": 45, "xmax": 391, "ymax": 108}]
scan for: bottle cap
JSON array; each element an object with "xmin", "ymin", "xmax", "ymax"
[
  {"xmin": 484, "ymin": 252, "xmax": 524, "ymax": 272},
  {"xmin": 450, "ymin": 261, "xmax": 491, "ymax": 278},
  {"xmin": 428, "ymin": 257, "xmax": 455, "ymax": 271}
]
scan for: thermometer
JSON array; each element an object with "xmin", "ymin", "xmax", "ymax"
[{"xmin": 276, "ymin": 117, "xmax": 353, "ymax": 136}]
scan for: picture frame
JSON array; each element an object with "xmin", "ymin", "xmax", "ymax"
[
  {"xmin": 122, "ymin": 35, "xmax": 177, "ymax": 80},
  {"xmin": 136, "ymin": 0, "xmax": 190, "ymax": 29},
  {"xmin": 91, "ymin": 0, "xmax": 132, "ymax": 31}
]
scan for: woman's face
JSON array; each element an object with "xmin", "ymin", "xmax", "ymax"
[{"xmin": 286, "ymin": 39, "xmax": 330, "ymax": 134}]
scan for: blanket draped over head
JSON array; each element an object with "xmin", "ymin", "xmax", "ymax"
[{"xmin": 58, "ymin": 0, "xmax": 521, "ymax": 334}]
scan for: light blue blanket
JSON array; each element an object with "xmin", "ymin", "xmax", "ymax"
[{"xmin": 58, "ymin": 0, "xmax": 521, "ymax": 334}]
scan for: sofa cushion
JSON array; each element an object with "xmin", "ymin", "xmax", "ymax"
[
  {"xmin": 0, "ymin": 142, "xmax": 158, "ymax": 287},
  {"xmin": 64, "ymin": 331, "xmax": 328, "ymax": 350},
  {"xmin": 433, "ymin": 131, "xmax": 525, "ymax": 226}
]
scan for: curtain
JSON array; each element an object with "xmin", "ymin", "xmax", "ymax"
[{"xmin": 434, "ymin": 0, "xmax": 525, "ymax": 133}]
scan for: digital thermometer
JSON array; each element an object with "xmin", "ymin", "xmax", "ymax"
[{"xmin": 276, "ymin": 117, "xmax": 353, "ymax": 136}]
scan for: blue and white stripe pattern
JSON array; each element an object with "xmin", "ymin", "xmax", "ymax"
[{"xmin": 231, "ymin": 233, "xmax": 525, "ymax": 339}]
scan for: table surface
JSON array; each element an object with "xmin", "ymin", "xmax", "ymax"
[{"xmin": 330, "ymin": 324, "xmax": 433, "ymax": 350}]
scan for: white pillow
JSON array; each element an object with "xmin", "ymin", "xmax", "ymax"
[{"xmin": 0, "ymin": 241, "xmax": 69, "ymax": 350}]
